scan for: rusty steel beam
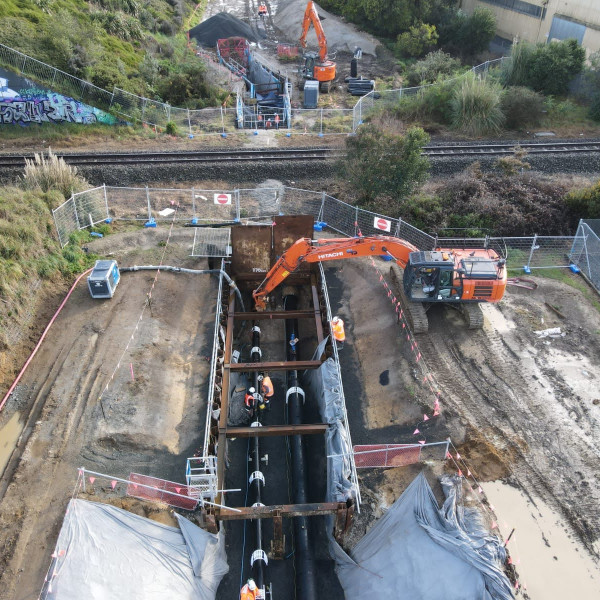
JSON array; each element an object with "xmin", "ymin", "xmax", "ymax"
[
  {"xmin": 226, "ymin": 423, "xmax": 328, "ymax": 438},
  {"xmin": 227, "ymin": 360, "xmax": 322, "ymax": 372},
  {"xmin": 218, "ymin": 502, "xmax": 347, "ymax": 521},
  {"xmin": 216, "ymin": 294, "xmax": 235, "ymax": 507},
  {"xmin": 233, "ymin": 310, "xmax": 316, "ymax": 320}
]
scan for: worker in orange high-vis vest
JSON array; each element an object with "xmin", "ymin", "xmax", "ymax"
[
  {"xmin": 331, "ymin": 316, "xmax": 345, "ymax": 349},
  {"xmin": 260, "ymin": 374, "xmax": 274, "ymax": 402},
  {"xmin": 240, "ymin": 578, "xmax": 259, "ymax": 600}
]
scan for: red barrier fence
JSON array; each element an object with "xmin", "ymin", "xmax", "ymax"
[{"xmin": 127, "ymin": 472, "xmax": 198, "ymax": 510}]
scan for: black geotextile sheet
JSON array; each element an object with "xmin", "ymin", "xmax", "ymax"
[{"xmin": 40, "ymin": 499, "xmax": 228, "ymax": 600}]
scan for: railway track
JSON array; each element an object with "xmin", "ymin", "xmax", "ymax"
[{"xmin": 0, "ymin": 141, "xmax": 599, "ymax": 167}]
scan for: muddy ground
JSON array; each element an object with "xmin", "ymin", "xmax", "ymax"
[
  {"xmin": 0, "ymin": 225, "xmax": 599, "ymax": 597},
  {"xmin": 0, "ymin": 231, "xmax": 218, "ymax": 600}
]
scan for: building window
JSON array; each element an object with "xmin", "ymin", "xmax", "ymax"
[{"xmin": 479, "ymin": 0, "xmax": 547, "ymax": 19}]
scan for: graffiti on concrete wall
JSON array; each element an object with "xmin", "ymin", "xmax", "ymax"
[{"xmin": 0, "ymin": 68, "xmax": 116, "ymax": 125}]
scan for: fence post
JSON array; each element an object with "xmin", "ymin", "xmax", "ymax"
[
  {"xmin": 235, "ymin": 189, "xmax": 241, "ymax": 222},
  {"xmin": 354, "ymin": 206, "xmax": 359, "ymax": 236},
  {"xmin": 103, "ymin": 184, "xmax": 109, "ymax": 220},
  {"xmin": 319, "ymin": 191, "xmax": 326, "ymax": 222},
  {"xmin": 569, "ymin": 219, "xmax": 583, "ymax": 259},
  {"xmin": 146, "ymin": 186, "xmax": 152, "ymax": 221},
  {"xmin": 320, "ymin": 108, "xmax": 323, "ymax": 135},
  {"xmin": 192, "ymin": 187, "xmax": 196, "ymax": 218},
  {"xmin": 394, "ymin": 218, "xmax": 401, "ymax": 238},
  {"xmin": 526, "ymin": 234, "xmax": 538, "ymax": 270},
  {"xmin": 581, "ymin": 225, "xmax": 592, "ymax": 277},
  {"xmin": 72, "ymin": 195, "xmax": 80, "ymax": 229},
  {"xmin": 187, "ymin": 109, "xmax": 192, "ymax": 136}
]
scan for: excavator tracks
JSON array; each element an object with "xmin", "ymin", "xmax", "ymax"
[
  {"xmin": 388, "ymin": 264, "xmax": 429, "ymax": 334},
  {"xmin": 460, "ymin": 303, "xmax": 485, "ymax": 330}
]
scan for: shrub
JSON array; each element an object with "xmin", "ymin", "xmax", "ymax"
[
  {"xmin": 502, "ymin": 39, "xmax": 585, "ymax": 97},
  {"xmin": 395, "ymin": 23, "xmax": 439, "ymax": 58},
  {"xmin": 450, "ymin": 74, "xmax": 504, "ymax": 136},
  {"xmin": 500, "ymin": 86, "xmax": 544, "ymax": 130},
  {"xmin": 405, "ymin": 50, "xmax": 462, "ymax": 87},
  {"xmin": 565, "ymin": 180, "xmax": 600, "ymax": 219},
  {"xmin": 165, "ymin": 121, "xmax": 177, "ymax": 135},
  {"xmin": 21, "ymin": 149, "xmax": 88, "ymax": 198},
  {"xmin": 439, "ymin": 7, "xmax": 496, "ymax": 57},
  {"xmin": 341, "ymin": 122, "xmax": 430, "ymax": 212}
]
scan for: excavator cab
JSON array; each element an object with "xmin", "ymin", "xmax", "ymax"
[{"xmin": 403, "ymin": 250, "xmax": 505, "ymax": 304}]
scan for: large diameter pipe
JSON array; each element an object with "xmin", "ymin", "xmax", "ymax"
[
  {"xmin": 284, "ymin": 293, "xmax": 317, "ymax": 600},
  {"xmin": 249, "ymin": 324, "xmax": 267, "ymax": 590}
]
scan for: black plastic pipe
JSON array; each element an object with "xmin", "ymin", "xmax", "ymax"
[
  {"xmin": 284, "ymin": 293, "xmax": 317, "ymax": 600},
  {"xmin": 249, "ymin": 324, "xmax": 266, "ymax": 590}
]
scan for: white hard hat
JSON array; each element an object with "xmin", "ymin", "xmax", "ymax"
[
  {"xmin": 332, "ymin": 316, "xmax": 340, "ymax": 323},
  {"xmin": 257, "ymin": 375, "xmax": 264, "ymax": 382},
  {"xmin": 249, "ymin": 387, "xmax": 256, "ymax": 394},
  {"xmin": 248, "ymin": 579, "xmax": 257, "ymax": 590}
]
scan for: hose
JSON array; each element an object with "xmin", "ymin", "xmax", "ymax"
[
  {"xmin": 0, "ymin": 267, "xmax": 93, "ymax": 414},
  {"xmin": 119, "ymin": 266, "xmax": 245, "ymax": 311}
]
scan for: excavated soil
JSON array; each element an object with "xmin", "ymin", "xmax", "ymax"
[{"xmin": 0, "ymin": 234, "xmax": 217, "ymax": 600}]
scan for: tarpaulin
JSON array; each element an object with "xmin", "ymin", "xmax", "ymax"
[
  {"xmin": 331, "ymin": 473, "xmax": 514, "ymax": 600},
  {"xmin": 41, "ymin": 499, "xmax": 228, "ymax": 600}
]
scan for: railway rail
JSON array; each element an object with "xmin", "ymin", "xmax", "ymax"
[{"xmin": 0, "ymin": 141, "xmax": 599, "ymax": 167}]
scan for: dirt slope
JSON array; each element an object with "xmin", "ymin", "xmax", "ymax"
[{"xmin": 0, "ymin": 237, "xmax": 217, "ymax": 600}]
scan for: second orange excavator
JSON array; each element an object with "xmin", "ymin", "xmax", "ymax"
[
  {"xmin": 298, "ymin": 0, "xmax": 336, "ymax": 92},
  {"xmin": 253, "ymin": 235, "xmax": 507, "ymax": 332}
]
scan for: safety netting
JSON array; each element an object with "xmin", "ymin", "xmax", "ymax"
[
  {"xmin": 40, "ymin": 499, "xmax": 228, "ymax": 600},
  {"xmin": 330, "ymin": 472, "xmax": 514, "ymax": 600}
]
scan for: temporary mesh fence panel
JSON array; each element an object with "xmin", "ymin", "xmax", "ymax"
[
  {"xmin": 570, "ymin": 220, "xmax": 600, "ymax": 292},
  {"xmin": 280, "ymin": 187, "xmax": 323, "ymax": 217},
  {"xmin": 148, "ymin": 188, "xmax": 194, "ymax": 221},
  {"xmin": 356, "ymin": 209, "xmax": 399, "ymax": 239},
  {"xmin": 127, "ymin": 473, "xmax": 198, "ymax": 510},
  {"xmin": 321, "ymin": 195, "xmax": 357, "ymax": 237},
  {"xmin": 529, "ymin": 236, "xmax": 578, "ymax": 268},
  {"xmin": 73, "ymin": 187, "xmax": 108, "ymax": 228},
  {"xmin": 398, "ymin": 221, "xmax": 436, "ymax": 250},
  {"xmin": 192, "ymin": 228, "xmax": 232, "ymax": 257},
  {"xmin": 107, "ymin": 187, "xmax": 150, "ymax": 221},
  {"xmin": 53, "ymin": 198, "xmax": 79, "ymax": 247}
]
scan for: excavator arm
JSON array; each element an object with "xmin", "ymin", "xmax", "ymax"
[
  {"xmin": 299, "ymin": 1, "xmax": 329, "ymax": 63},
  {"xmin": 253, "ymin": 236, "xmax": 418, "ymax": 310}
]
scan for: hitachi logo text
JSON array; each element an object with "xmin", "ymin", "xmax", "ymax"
[{"xmin": 317, "ymin": 251, "xmax": 344, "ymax": 259}]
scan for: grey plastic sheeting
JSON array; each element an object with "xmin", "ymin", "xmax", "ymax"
[
  {"xmin": 330, "ymin": 473, "xmax": 514, "ymax": 600},
  {"xmin": 303, "ymin": 337, "xmax": 356, "ymax": 503},
  {"xmin": 41, "ymin": 499, "xmax": 228, "ymax": 600}
]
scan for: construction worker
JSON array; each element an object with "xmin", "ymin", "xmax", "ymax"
[
  {"xmin": 258, "ymin": 2, "xmax": 267, "ymax": 18},
  {"xmin": 244, "ymin": 387, "xmax": 258, "ymax": 416},
  {"xmin": 259, "ymin": 374, "xmax": 274, "ymax": 409},
  {"xmin": 331, "ymin": 316, "xmax": 345, "ymax": 349},
  {"xmin": 240, "ymin": 578, "xmax": 259, "ymax": 600}
]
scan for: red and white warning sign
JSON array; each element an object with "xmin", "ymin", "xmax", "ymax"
[
  {"xmin": 374, "ymin": 216, "xmax": 392, "ymax": 232},
  {"xmin": 213, "ymin": 193, "xmax": 232, "ymax": 205}
]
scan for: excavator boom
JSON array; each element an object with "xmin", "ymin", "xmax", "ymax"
[
  {"xmin": 253, "ymin": 236, "xmax": 418, "ymax": 310},
  {"xmin": 299, "ymin": 1, "xmax": 329, "ymax": 64}
]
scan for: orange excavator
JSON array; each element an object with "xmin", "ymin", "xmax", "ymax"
[
  {"xmin": 252, "ymin": 236, "xmax": 507, "ymax": 332},
  {"xmin": 299, "ymin": 0, "xmax": 336, "ymax": 92}
]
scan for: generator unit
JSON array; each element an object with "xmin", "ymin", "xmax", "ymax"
[
  {"xmin": 88, "ymin": 260, "xmax": 120, "ymax": 299},
  {"xmin": 303, "ymin": 80, "xmax": 319, "ymax": 108}
]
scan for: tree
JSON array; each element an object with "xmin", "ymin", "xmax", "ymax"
[
  {"xmin": 395, "ymin": 23, "xmax": 439, "ymax": 58},
  {"xmin": 341, "ymin": 124, "xmax": 430, "ymax": 213},
  {"xmin": 439, "ymin": 7, "xmax": 496, "ymax": 57}
]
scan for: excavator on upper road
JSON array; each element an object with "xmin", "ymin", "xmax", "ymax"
[
  {"xmin": 298, "ymin": 0, "xmax": 336, "ymax": 92},
  {"xmin": 252, "ymin": 235, "xmax": 507, "ymax": 332}
]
